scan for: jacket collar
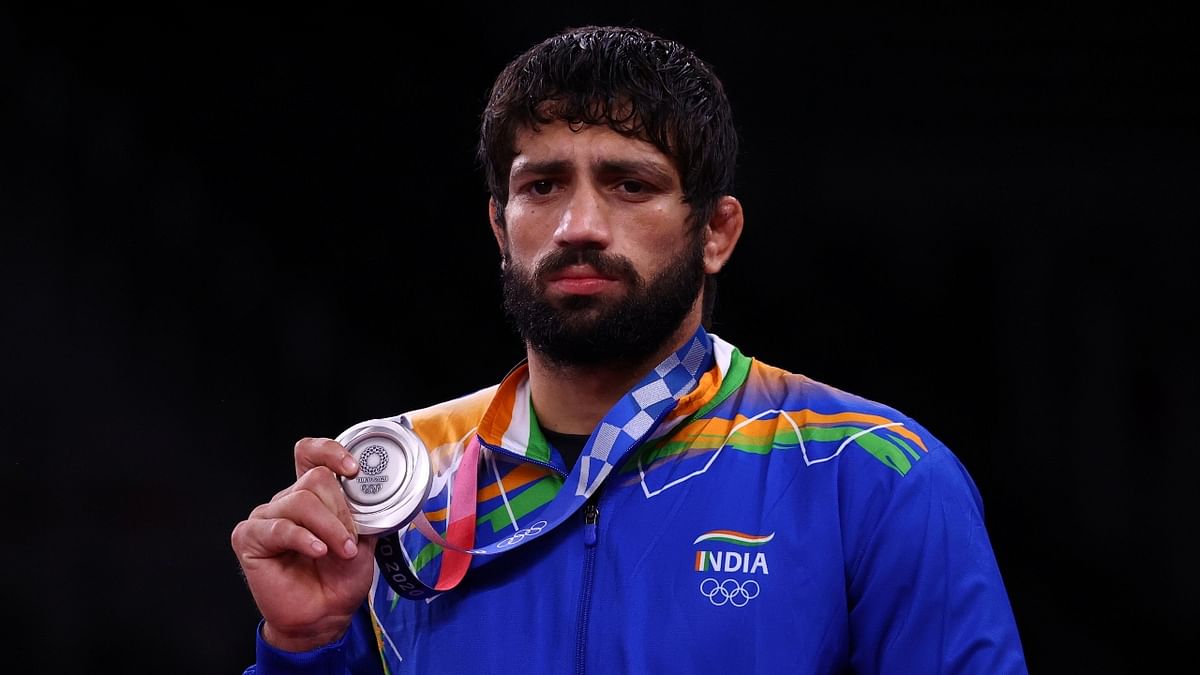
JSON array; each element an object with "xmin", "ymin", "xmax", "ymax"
[{"xmin": 477, "ymin": 332, "xmax": 743, "ymax": 465}]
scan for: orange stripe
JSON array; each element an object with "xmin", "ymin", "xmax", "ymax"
[
  {"xmin": 476, "ymin": 366, "xmax": 525, "ymax": 446},
  {"xmin": 476, "ymin": 462, "xmax": 548, "ymax": 502},
  {"xmin": 694, "ymin": 550, "xmax": 704, "ymax": 571},
  {"xmin": 667, "ymin": 410, "xmax": 929, "ymax": 452},
  {"xmin": 664, "ymin": 416, "xmax": 760, "ymax": 445},
  {"xmin": 799, "ymin": 411, "xmax": 928, "ymax": 452},
  {"xmin": 665, "ymin": 363, "xmax": 722, "ymax": 422},
  {"xmin": 408, "ymin": 387, "xmax": 495, "ymax": 448},
  {"xmin": 705, "ymin": 529, "xmax": 754, "ymax": 538}
]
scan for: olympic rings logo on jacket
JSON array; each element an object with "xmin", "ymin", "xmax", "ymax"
[{"xmin": 699, "ymin": 578, "xmax": 761, "ymax": 607}]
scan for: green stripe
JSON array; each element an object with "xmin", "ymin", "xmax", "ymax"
[
  {"xmin": 853, "ymin": 432, "xmax": 914, "ymax": 476},
  {"xmin": 411, "ymin": 540, "xmax": 441, "ymax": 573},
  {"xmin": 724, "ymin": 425, "xmax": 845, "ymax": 454},
  {"xmin": 705, "ymin": 535, "xmax": 771, "ymax": 547},
  {"xmin": 639, "ymin": 431, "xmax": 734, "ymax": 463},
  {"xmin": 893, "ymin": 434, "xmax": 922, "ymax": 462},
  {"xmin": 411, "ymin": 475, "xmax": 565, "ymax": 572},
  {"xmin": 636, "ymin": 422, "xmax": 917, "ymax": 476},
  {"xmin": 639, "ymin": 424, "xmax": 870, "ymax": 462},
  {"xmin": 692, "ymin": 347, "xmax": 752, "ymax": 420},
  {"xmin": 476, "ymin": 475, "xmax": 563, "ymax": 533},
  {"xmin": 525, "ymin": 400, "xmax": 551, "ymax": 464},
  {"xmin": 621, "ymin": 349, "xmax": 752, "ymax": 471}
]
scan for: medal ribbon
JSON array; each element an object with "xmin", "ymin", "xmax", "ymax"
[{"xmin": 375, "ymin": 326, "xmax": 714, "ymax": 599}]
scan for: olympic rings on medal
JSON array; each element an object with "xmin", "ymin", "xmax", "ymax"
[
  {"xmin": 358, "ymin": 444, "xmax": 389, "ymax": 475},
  {"xmin": 496, "ymin": 520, "xmax": 549, "ymax": 548},
  {"xmin": 699, "ymin": 578, "xmax": 761, "ymax": 607}
]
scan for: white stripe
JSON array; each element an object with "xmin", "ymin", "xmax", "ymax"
[
  {"xmin": 819, "ymin": 422, "xmax": 905, "ymax": 466},
  {"xmin": 367, "ymin": 566, "xmax": 405, "ymax": 663},
  {"xmin": 499, "ymin": 378, "xmax": 532, "ymax": 456},
  {"xmin": 638, "ymin": 403, "xmax": 777, "ymax": 494},
  {"xmin": 709, "ymin": 334, "xmax": 734, "ymax": 377},
  {"xmin": 488, "ymin": 448, "xmax": 520, "ymax": 532},
  {"xmin": 394, "ymin": 532, "xmax": 443, "ymax": 604},
  {"xmin": 692, "ymin": 531, "xmax": 776, "ymax": 545},
  {"xmin": 640, "ymin": 409, "xmax": 908, "ymax": 496}
]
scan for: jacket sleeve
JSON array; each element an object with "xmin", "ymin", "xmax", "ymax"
[
  {"xmin": 243, "ymin": 604, "xmax": 386, "ymax": 675},
  {"xmin": 840, "ymin": 432, "xmax": 1028, "ymax": 674}
]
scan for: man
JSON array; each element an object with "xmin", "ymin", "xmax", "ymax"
[{"xmin": 232, "ymin": 25, "xmax": 1028, "ymax": 673}]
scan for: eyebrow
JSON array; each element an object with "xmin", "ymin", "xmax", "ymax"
[
  {"xmin": 510, "ymin": 159, "xmax": 572, "ymax": 182},
  {"xmin": 509, "ymin": 158, "xmax": 677, "ymax": 187},
  {"xmin": 594, "ymin": 159, "xmax": 676, "ymax": 187}
]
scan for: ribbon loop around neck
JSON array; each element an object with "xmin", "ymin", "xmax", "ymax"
[{"xmin": 375, "ymin": 326, "xmax": 715, "ymax": 599}]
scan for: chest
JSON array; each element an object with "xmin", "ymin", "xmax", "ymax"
[{"xmin": 375, "ymin": 454, "xmax": 851, "ymax": 673}]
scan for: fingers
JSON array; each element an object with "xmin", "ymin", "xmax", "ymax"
[
  {"xmin": 236, "ymin": 467, "xmax": 361, "ymax": 563},
  {"xmin": 232, "ymin": 438, "xmax": 367, "ymax": 569},
  {"xmin": 232, "ymin": 516, "xmax": 345, "ymax": 562},
  {"xmin": 295, "ymin": 437, "xmax": 359, "ymax": 480}
]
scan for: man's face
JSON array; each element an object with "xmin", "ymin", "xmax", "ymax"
[{"xmin": 496, "ymin": 121, "xmax": 705, "ymax": 366}]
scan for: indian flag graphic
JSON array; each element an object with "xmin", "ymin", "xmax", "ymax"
[
  {"xmin": 693, "ymin": 530, "xmax": 774, "ymax": 574},
  {"xmin": 692, "ymin": 530, "xmax": 775, "ymax": 547}
]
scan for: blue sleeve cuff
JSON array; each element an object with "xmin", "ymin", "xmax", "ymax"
[{"xmin": 252, "ymin": 619, "xmax": 349, "ymax": 674}]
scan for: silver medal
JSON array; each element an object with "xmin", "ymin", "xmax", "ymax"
[{"xmin": 336, "ymin": 417, "xmax": 432, "ymax": 536}]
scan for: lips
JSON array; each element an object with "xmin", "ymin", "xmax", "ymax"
[
  {"xmin": 544, "ymin": 265, "xmax": 617, "ymax": 283},
  {"xmin": 544, "ymin": 265, "xmax": 617, "ymax": 295},
  {"xmin": 532, "ymin": 248, "xmax": 639, "ymax": 298}
]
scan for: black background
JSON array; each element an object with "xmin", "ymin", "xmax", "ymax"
[{"xmin": 2, "ymin": 5, "xmax": 1196, "ymax": 673}]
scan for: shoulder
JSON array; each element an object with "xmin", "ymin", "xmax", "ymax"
[
  {"xmin": 735, "ymin": 358, "xmax": 991, "ymax": 560},
  {"xmin": 731, "ymin": 355, "xmax": 986, "ymax": 520},
  {"xmin": 405, "ymin": 384, "xmax": 498, "ymax": 426},
  {"xmin": 394, "ymin": 384, "xmax": 499, "ymax": 460},
  {"xmin": 724, "ymin": 356, "xmax": 950, "ymax": 479},
  {"xmin": 744, "ymin": 357, "xmax": 913, "ymax": 422}
]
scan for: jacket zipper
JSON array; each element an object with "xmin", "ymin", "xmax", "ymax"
[
  {"xmin": 575, "ymin": 496, "xmax": 599, "ymax": 675},
  {"xmin": 480, "ymin": 439, "xmax": 569, "ymax": 477}
]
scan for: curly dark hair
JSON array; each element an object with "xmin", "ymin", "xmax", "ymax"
[{"xmin": 478, "ymin": 25, "xmax": 739, "ymax": 232}]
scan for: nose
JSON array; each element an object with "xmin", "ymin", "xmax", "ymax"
[{"xmin": 553, "ymin": 185, "xmax": 611, "ymax": 249}]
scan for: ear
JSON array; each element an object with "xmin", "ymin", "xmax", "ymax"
[
  {"xmin": 489, "ymin": 198, "xmax": 508, "ymax": 259},
  {"xmin": 702, "ymin": 195, "xmax": 744, "ymax": 274}
]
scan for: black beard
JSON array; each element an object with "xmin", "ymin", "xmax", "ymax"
[{"xmin": 501, "ymin": 235, "xmax": 705, "ymax": 367}]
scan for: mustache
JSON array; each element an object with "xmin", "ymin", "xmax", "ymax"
[{"xmin": 532, "ymin": 247, "xmax": 640, "ymax": 285}]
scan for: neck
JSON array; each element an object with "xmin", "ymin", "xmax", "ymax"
[{"xmin": 527, "ymin": 314, "xmax": 702, "ymax": 436}]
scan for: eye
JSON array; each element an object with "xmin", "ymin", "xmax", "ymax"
[
  {"xmin": 530, "ymin": 180, "xmax": 555, "ymax": 196},
  {"xmin": 618, "ymin": 180, "xmax": 645, "ymax": 194}
]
